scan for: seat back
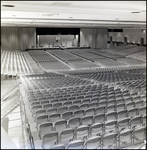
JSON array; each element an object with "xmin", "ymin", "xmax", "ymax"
[
  {"xmin": 102, "ymin": 132, "xmax": 118, "ymax": 149},
  {"xmin": 42, "ymin": 131, "xmax": 58, "ymax": 149},
  {"xmin": 68, "ymin": 105, "xmax": 79, "ymax": 112},
  {"xmin": 90, "ymin": 123, "xmax": 103, "ymax": 136},
  {"xmin": 118, "ymin": 129, "xmax": 133, "ymax": 148},
  {"xmin": 130, "ymin": 115, "xmax": 142, "ymax": 129},
  {"xmin": 85, "ymin": 108, "xmax": 95, "ymax": 116},
  {"xmin": 46, "ymin": 108, "xmax": 57, "ymax": 116},
  {"xmin": 39, "ymin": 122, "xmax": 53, "ymax": 139},
  {"xmin": 133, "ymin": 126, "xmax": 146, "ymax": 144},
  {"xmin": 49, "ymin": 113, "xmax": 60, "ymax": 123},
  {"xmin": 59, "ymin": 128, "xmax": 75, "ymax": 145},
  {"xmin": 68, "ymin": 117, "xmax": 81, "ymax": 129},
  {"xmin": 62, "ymin": 111, "xmax": 73, "ymax": 120},
  {"xmin": 85, "ymin": 136, "xmax": 101, "ymax": 149},
  {"xmin": 54, "ymin": 119, "xmax": 67, "ymax": 133},
  {"xmin": 36, "ymin": 115, "xmax": 48, "ymax": 128},
  {"xmin": 117, "ymin": 118, "xmax": 130, "ymax": 131},
  {"xmin": 93, "ymin": 113, "xmax": 105, "ymax": 124},
  {"xmin": 57, "ymin": 106, "xmax": 68, "ymax": 114},
  {"xmin": 117, "ymin": 110, "xmax": 128, "ymax": 120},
  {"xmin": 74, "ymin": 110, "xmax": 85, "ymax": 118},
  {"xmin": 104, "ymin": 120, "xmax": 117, "ymax": 134},
  {"xmin": 76, "ymin": 125, "xmax": 89, "ymax": 141},
  {"xmin": 105, "ymin": 111, "xmax": 117, "ymax": 121},
  {"xmin": 66, "ymin": 140, "xmax": 84, "ymax": 149},
  {"xmin": 95, "ymin": 106, "xmax": 105, "ymax": 114},
  {"xmin": 81, "ymin": 115, "xmax": 93, "ymax": 126}
]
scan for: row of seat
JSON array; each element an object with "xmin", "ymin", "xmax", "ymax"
[
  {"xmin": 127, "ymin": 50, "xmax": 146, "ymax": 62},
  {"xmin": 40, "ymin": 124, "xmax": 146, "ymax": 149},
  {"xmin": 1, "ymin": 49, "xmax": 32, "ymax": 76}
]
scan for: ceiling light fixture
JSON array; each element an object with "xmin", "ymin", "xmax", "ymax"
[
  {"xmin": 131, "ymin": 11, "xmax": 140, "ymax": 13},
  {"xmin": 2, "ymin": 5, "xmax": 15, "ymax": 7}
]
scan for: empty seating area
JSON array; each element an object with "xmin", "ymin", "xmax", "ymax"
[
  {"xmin": 21, "ymin": 73, "xmax": 93, "ymax": 92},
  {"xmin": 1, "ymin": 49, "xmax": 32, "ymax": 77},
  {"xmin": 65, "ymin": 68, "xmax": 146, "ymax": 83},
  {"xmin": 1, "ymin": 47, "xmax": 146, "ymax": 149},
  {"xmin": 21, "ymin": 74, "xmax": 146, "ymax": 149},
  {"xmin": 127, "ymin": 50, "xmax": 146, "ymax": 62},
  {"xmin": 104, "ymin": 45, "xmax": 146, "ymax": 56},
  {"xmin": 28, "ymin": 50, "xmax": 71, "ymax": 71}
]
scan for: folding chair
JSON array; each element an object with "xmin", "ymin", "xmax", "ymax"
[
  {"xmin": 125, "ymin": 100, "xmax": 135, "ymax": 109},
  {"xmin": 53, "ymin": 102, "xmax": 62, "ymax": 108},
  {"xmin": 46, "ymin": 108, "xmax": 57, "ymax": 116},
  {"xmin": 62, "ymin": 111, "xmax": 73, "ymax": 120},
  {"xmin": 93, "ymin": 113, "xmax": 105, "ymax": 124},
  {"xmin": 84, "ymin": 136, "xmax": 101, "ymax": 149},
  {"xmin": 51, "ymin": 144, "xmax": 66, "ymax": 149},
  {"xmin": 117, "ymin": 118, "xmax": 130, "ymax": 132},
  {"xmin": 88, "ymin": 102, "xmax": 98, "ymax": 108},
  {"xmin": 36, "ymin": 115, "xmax": 49, "ymax": 129},
  {"xmin": 42, "ymin": 131, "xmax": 58, "ymax": 149},
  {"xmin": 104, "ymin": 120, "xmax": 118, "ymax": 134},
  {"xmin": 138, "ymin": 106, "xmax": 146, "ymax": 116},
  {"xmin": 89, "ymin": 123, "xmax": 104, "ymax": 137},
  {"xmin": 68, "ymin": 117, "xmax": 81, "ymax": 129},
  {"xmin": 101, "ymin": 132, "xmax": 118, "ymax": 149},
  {"xmin": 59, "ymin": 128, "xmax": 75, "ymax": 145},
  {"xmin": 57, "ymin": 106, "xmax": 68, "ymax": 114},
  {"xmin": 85, "ymin": 107, "xmax": 95, "ymax": 116},
  {"xmin": 105, "ymin": 111, "xmax": 117, "ymax": 121},
  {"xmin": 117, "ymin": 109, "xmax": 128, "ymax": 120},
  {"xmin": 38, "ymin": 122, "xmax": 53, "ymax": 139},
  {"xmin": 68, "ymin": 105, "xmax": 79, "ymax": 112},
  {"xmin": 95, "ymin": 106, "xmax": 105, "ymax": 115},
  {"xmin": 81, "ymin": 115, "xmax": 93, "ymax": 126},
  {"xmin": 105, "ymin": 104, "xmax": 116, "ymax": 113},
  {"xmin": 129, "ymin": 115, "xmax": 142, "ymax": 129},
  {"xmin": 75, "ymin": 125, "xmax": 89, "ymax": 141},
  {"xmin": 66, "ymin": 140, "xmax": 84, "ymax": 149},
  {"xmin": 74, "ymin": 110, "xmax": 85, "ymax": 118},
  {"xmin": 63, "ymin": 101, "xmax": 72, "ymax": 107},
  {"xmin": 127, "ymin": 108, "xmax": 138, "ymax": 118},
  {"xmin": 34, "ymin": 109, "xmax": 46, "ymax": 121},
  {"xmin": 133, "ymin": 126, "xmax": 146, "ymax": 144},
  {"xmin": 42, "ymin": 103, "xmax": 52, "ymax": 111},
  {"xmin": 49, "ymin": 113, "xmax": 61, "ymax": 123},
  {"xmin": 54, "ymin": 119, "xmax": 67, "ymax": 134},
  {"xmin": 118, "ymin": 128, "xmax": 133, "ymax": 148}
]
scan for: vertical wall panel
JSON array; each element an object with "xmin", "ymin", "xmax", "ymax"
[
  {"xmin": 1, "ymin": 27, "xmax": 36, "ymax": 51},
  {"xmin": 80, "ymin": 28, "xmax": 108, "ymax": 49}
]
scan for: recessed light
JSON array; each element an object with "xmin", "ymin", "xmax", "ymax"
[
  {"xmin": 131, "ymin": 11, "xmax": 140, "ymax": 13},
  {"xmin": 2, "ymin": 5, "xmax": 15, "ymax": 7},
  {"xmin": 69, "ymin": 17, "xmax": 73, "ymax": 18},
  {"xmin": 12, "ymin": 15, "xmax": 16, "ymax": 17}
]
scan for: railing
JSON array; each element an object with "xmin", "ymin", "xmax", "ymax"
[{"xmin": 19, "ymin": 93, "xmax": 35, "ymax": 149}]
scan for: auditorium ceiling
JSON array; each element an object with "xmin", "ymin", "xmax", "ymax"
[{"xmin": 1, "ymin": 1, "xmax": 146, "ymax": 28}]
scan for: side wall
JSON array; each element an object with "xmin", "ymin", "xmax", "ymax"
[
  {"xmin": 1, "ymin": 27, "xmax": 36, "ymax": 51},
  {"xmin": 108, "ymin": 28, "xmax": 146, "ymax": 45}
]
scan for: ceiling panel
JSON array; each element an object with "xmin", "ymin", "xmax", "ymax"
[{"xmin": 1, "ymin": 1, "xmax": 146, "ymax": 28}]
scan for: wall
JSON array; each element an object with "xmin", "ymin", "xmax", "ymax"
[
  {"xmin": 39, "ymin": 35, "xmax": 78, "ymax": 47},
  {"xmin": 80, "ymin": 28, "xmax": 108, "ymax": 49},
  {"xmin": 1, "ymin": 27, "xmax": 36, "ymax": 51},
  {"xmin": 108, "ymin": 28, "xmax": 146, "ymax": 45}
]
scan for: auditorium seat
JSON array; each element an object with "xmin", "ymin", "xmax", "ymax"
[
  {"xmin": 42, "ymin": 131, "xmax": 58, "ymax": 149},
  {"xmin": 59, "ymin": 128, "xmax": 75, "ymax": 145},
  {"xmin": 84, "ymin": 136, "xmax": 101, "ymax": 149},
  {"xmin": 66, "ymin": 140, "xmax": 84, "ymax": 149}
]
